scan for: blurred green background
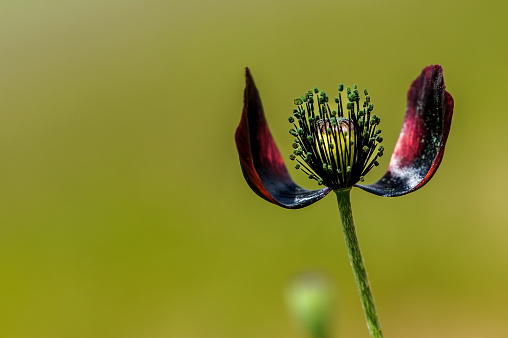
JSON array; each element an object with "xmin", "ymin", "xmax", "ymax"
[{"xmin": 0, "ymin": 0, "xmax": 507, "ymax": 337}]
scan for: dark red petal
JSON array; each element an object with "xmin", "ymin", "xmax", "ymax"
[
  {"xmin": 235, "ymin": 68, "xmax": 331, "ymax": 208},
  {"xmin": 356, "ymin": 65, "xmax": 454, "ymax": 197}
]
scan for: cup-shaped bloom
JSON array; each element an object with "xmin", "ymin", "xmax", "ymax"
[{"xmin": 235, "ymin": 66, "xmax": 454, "ymax": 208}]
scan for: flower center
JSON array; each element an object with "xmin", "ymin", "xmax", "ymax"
[
  {"xmin": 288, "ymin": 85, "xmax": 384, "ymax": 190},
  {"xmin": 316, "ymin": 117, "xmax": 354, "ymax": 174}
]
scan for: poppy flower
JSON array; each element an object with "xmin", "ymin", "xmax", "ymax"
[
  {"xmin": 235, "ymin": 65, "xmax": 454, "ymax": 208},
  {"xmin": 235, "ymin": 66, "xmax": 453, "ymax": 337}
]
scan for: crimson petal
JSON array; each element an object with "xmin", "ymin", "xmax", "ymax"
[
  {"xmin": 235, "ymin": 68, "xmax": 331, "ymax": 208},
  {"xmin": 356, "ymin": 65, "xmax": 454, "ymax": 197}
]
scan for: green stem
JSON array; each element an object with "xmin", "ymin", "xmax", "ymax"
[
  {"xmin": 335, "ymin": 189, "xmax": 383, "ymax": 338},
  {"xmin": 310, "ymin": 325, "xmax": 327, "ymax": 338},
  {"xmin": 313, "ymin": 329, "xmax": 327, "ymax": 338}
]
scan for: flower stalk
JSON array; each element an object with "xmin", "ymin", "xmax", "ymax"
[{"xmin": 335, "ymin": 188, "xmax": 383, "ymax": 338}]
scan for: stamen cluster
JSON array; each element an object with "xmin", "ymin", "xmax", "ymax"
[{"xmin": 288, "ymin": 84, "xmax": 384, "ymax": 190}]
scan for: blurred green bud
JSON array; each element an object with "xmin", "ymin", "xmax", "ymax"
[{"xmin": 286, "ymin": 272, "xmax": 333, "ymax": 338}]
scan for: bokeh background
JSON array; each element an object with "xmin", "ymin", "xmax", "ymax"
[{"xmin": 0, "ymin": 0, "xmax": 507, "ymax": 337}]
